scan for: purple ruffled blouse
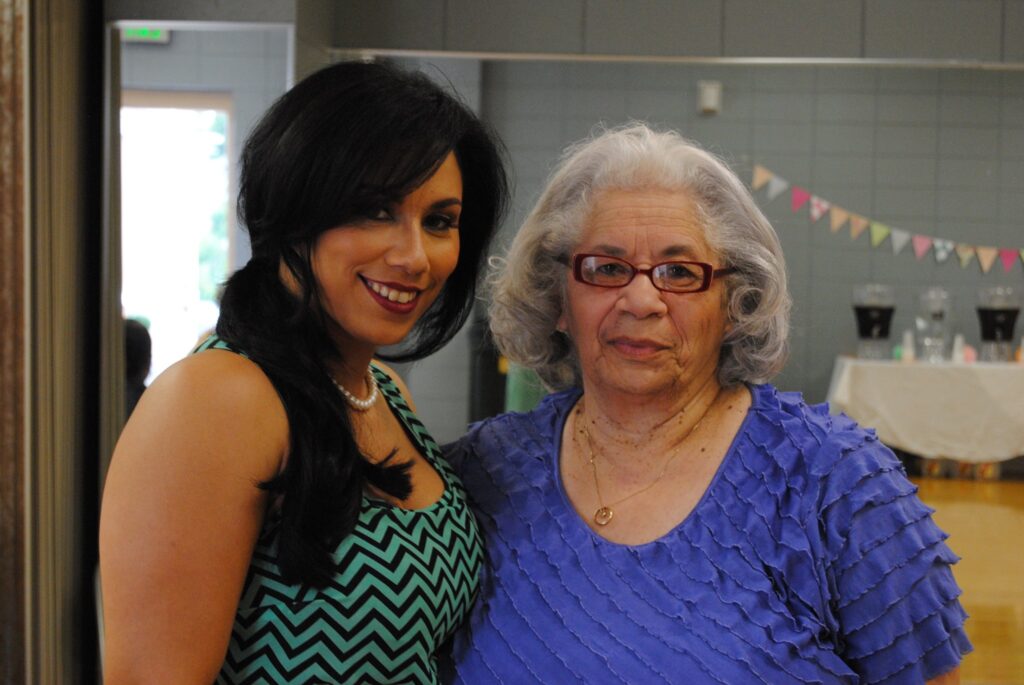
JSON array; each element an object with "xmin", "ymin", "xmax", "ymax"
[{"xmin": 443, "ymin": 384, "xmax": 971, "ymax": 684}]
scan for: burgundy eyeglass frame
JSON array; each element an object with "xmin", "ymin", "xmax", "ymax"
[{"xmin": 570, "ymin": 253, "xmax": 736, "ymax": 294}]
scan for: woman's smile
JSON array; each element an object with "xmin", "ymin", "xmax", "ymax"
[
  {"xmin": 362, "ymin": 275, "xmax": 423, "ymax": 310},
  {"xmin": 311, "ymin": 152, "xmax": 463, "ymax": 356}
]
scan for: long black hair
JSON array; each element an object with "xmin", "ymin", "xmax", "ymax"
[{"xmin": 216, "ymin": 60, "xmax": 508, "ymax": 587}]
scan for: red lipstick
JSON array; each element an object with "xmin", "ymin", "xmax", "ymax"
[{"xmin": 362, "ymin": 277, "xmax": 422, "ymax": 315}]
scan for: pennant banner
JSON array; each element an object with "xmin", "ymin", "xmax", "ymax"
[
  {"xmin": 752, "ymin": 165, "xmax": 772, "ymax": 191},
  {"xmin": 749, "ymin": 164, "xmax": 1022, "ymax": 275},
  {"xmin": 850, "ymin": 215, "xmax": 869, "ymax": 240},
  {"xmin": 869, "ymin": 222, "xmax": 890, "ymax": 247},
  {"xmin": 956, "ymin": 243, "xmax": 976, "ymax": 268},
  {"xmin": 829, "ymin": 206, "xmax": 849, "ymax": 233},
  {"xmin": 977, "ymin": 247, "xmax": 998, "ymax": 273},
  {"xmin": 1000, "ymin": 248, "xmax": 1018, "ymax": 273},
  {"xmin": 791, "ymin": 186, "xmax": 811, "ymax": 213},
  {"xmin": 912, "ymin": 235, "xmax": 933, "ymax": 260},
  {"xmin": 809, "ymin": 196, "xmax": 831, "ymax": 222},
  {"xmin": 933, "ymin": 239, "xmax": 954, "ymax": 263},
  {"xmin": 766, "ymin": 176, "xmax": 789, "ymax": 201},
  {"xmin": 891, "ymin": 229, "xmax": 911, "ymax": 255}
]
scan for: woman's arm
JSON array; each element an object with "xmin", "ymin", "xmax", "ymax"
[
  {"xmin": 99, "ymin": 351, "xmax": 288, "ymax": 684},
  {"xmin": 814, "ymin": 426, "xmax": 971, "ymax": 684}
]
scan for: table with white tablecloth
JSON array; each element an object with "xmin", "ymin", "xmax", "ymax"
[{"xmin": 826, "ymin": 356, "xmax": 1024, "ymax": 463}]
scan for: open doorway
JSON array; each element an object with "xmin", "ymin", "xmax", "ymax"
[
  {"xmin": 120, "ymin": 90, "xmax": 231, "ymax": 381},
  {"xmin": 116, "ymin": 25, "xmax": 290, "ymax": 385}
]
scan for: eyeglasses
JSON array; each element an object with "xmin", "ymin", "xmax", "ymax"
[{"xmin": 568, "ymin": 253, "xmax": 736, "ymax": 293}]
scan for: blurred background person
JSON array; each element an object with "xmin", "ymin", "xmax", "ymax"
[{"xmin": 123, "ymin": 318, "xmax": 151, "ymax": 418}]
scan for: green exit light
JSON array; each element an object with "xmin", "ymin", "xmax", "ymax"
[{"xmin": 122, "ymin": 27, "xmax": 170, "ymax": 44}]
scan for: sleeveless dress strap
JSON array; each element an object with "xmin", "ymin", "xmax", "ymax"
[
  {"xmin": 370, "ymin": 364, "xmax": 443, "ymax": 465},
  {"xmin": 191, "ymin": 333, "xmax": 246, "ymax": 356}
]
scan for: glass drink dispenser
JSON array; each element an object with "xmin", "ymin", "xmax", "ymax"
[
  {"xmin": 916, "ymin": 286, "xmax": 951, "ymax": 363},
  {"xmin": 852, "ymin": 284, "xmax": 895, "ymax": 360},
  {"xmin": 977, "ymin": 286, "xmax": 1019, "ymax": 362}
]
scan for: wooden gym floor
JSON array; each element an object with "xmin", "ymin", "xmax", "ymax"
[{"xmin": 914, "ymin": 477, "xmax": 1024, "ymax": 685}]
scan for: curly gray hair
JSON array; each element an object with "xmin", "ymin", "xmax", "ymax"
[{"xmin": 488, "ymin": 123, "xmax": 790, "ymax": 390}]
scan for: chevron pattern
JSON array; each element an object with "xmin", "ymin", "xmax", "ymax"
[{"xmin": 215, "ymin": 363, "xmax": 483, "ymax": 684}]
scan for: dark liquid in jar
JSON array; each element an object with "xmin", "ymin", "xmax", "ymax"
[
  {"xmin": 977, "ymin": 307, "xmax": 1019, "ymax": 341},
  {"xmin": 854, "ymin": 306, "xmax": 895, "ymax": 339}
]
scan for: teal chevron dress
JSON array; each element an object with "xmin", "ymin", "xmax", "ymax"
[{"xmin": 201, "ymin": 339, "xmax": 483, "ymax": 684}]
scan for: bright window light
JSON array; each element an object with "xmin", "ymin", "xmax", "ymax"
[{"xmin": 121, "ymin": 106, "xmax": 229, "ymax": 383}]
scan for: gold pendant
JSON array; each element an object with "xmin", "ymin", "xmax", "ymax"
[{"xmin": 594, "ymin": 507, "xmax": 614, "ymax": 526}]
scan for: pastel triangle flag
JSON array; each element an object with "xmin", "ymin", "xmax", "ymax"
[
  {"xmin": 791, "ymin": 186, "xmax": 811, "ymax": 212},
  {"xmin": 829, "ymin": 206, "xmax": 849, "ymax": 233},
  {"xmin": 869, "ymin": 222, "xmax": 890, "ymax": 247},
  {"xmin": 912, "ymin": 235, "xmax": 933, "ymax": 260},
  {"xmin": 890, "ymin": 228, "xmax": 911, "ymax": 255},
  {"xmin": 809, "ymin": 196, "xmax": 831, "ymax": 222},
  {"xmin": 766, "ymin": 176, "xmax": 789, "ymax": 201},
  {"xmin": 976, "ymin": 246, "xmax": 998, "ymax": 273},
  {"xmin": 933, "ymin": 239, "xmax": 954, "ymax": 263},
  {"xmin": 849, "ymin": 214, "xmax": 869, "ymax": 240},
  {"xmin": 955, "ymin": 243, "xmax": 975, "ymax": 268},
  {"xmin": 752, "ymin": 165, "xmax": 773, "ymax": 190},
  {"xmin": 1000, "ymin": 248, "xmax": 1018, "ymax": 273}
]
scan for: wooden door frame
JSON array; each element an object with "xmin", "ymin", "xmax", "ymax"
[
  {"xmin": 0, "ymin": 0, "xmax": 28, "ymax": 678},
  {"xmin": 1, "ymin": 1, "xmax": 104, "ymax": 682}
]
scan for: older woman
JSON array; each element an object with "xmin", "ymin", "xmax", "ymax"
[{"xmin": 444, "ymin": 124, "xmax": 969, "ymax": 684}]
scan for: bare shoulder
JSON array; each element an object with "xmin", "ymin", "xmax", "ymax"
[
  {"xmin": 100, "ymin": 348, "xmax": 291, "ymax": 680},
  {"xmin": 156, "ymin": 347, "xmax": 281, "ymax": 407},
  {"xmin": 372, "ymin": 359, "xmax": 418, "ymax": 412},
  {"xmin": 118, "ymin": 348, "xmax": 289, "ymax": 480}
]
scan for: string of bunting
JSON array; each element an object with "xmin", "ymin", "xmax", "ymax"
[{"xmin": 751, "ymin": 164, "xmax": 1024, "ymax": 275}]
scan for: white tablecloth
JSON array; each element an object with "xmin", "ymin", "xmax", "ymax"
[{"xmin": 826, "ymin": 356, "xmax": 1024, "ymax": 462}]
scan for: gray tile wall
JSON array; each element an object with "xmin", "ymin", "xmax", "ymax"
[
  {"xmin": 445, "ymin": 0, "xmax": 586, "ymax": 53},
  {"xmin": 107, "ymin": 0, "xmax": 294, "ymax": 22},
  {"xmin": 723, "ymin": 0, "xmax": 863, "ymax": 58},
  {"xmin": 334, "ymin": 0, "xmax": 1024, "ymax": 64},
  {"xmin": 864, "ymin": 0, "xmax": 1004, "ymax": 60},
  {"xmin": 1008, "ymin": 0, "xmax": 1024, "ymax": 62},
  {"xmin": 335, "ymin": 0, "xmax": 445, "ymax": 51},
  {"xmin": 584, "ymin": 0, "xmax": 722, "ymax": 56},
  {"xmin": 477, "ymin": 60, "xmax": 1024, "ymax": 405}
]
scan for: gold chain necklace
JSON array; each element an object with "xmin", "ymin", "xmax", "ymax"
[{"xmin": 575, "ymin": 390, "xmax": 719, "ymax": 527}]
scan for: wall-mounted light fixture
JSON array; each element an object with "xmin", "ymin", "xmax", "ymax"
[{"xmin": 697, "ymin": 80, "xmax": 722, "ymax": 115}]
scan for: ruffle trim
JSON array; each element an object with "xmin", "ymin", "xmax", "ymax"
[{"xmin": 445, "ymin": 385, "xmax": 969, "ymax": 684}]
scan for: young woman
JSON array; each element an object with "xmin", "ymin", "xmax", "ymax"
[{"xmin": 99, "ymin": 60, "xmax": 507, "ymax": 684}]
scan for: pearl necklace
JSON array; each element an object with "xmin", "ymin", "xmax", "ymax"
[
  {"xmin": 575, "ymin": 389, "xmax": 719, "ymax": 526},
  {"xmin": 331, "ymin": 367, "xmax": 379, "ymax": 411}
]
